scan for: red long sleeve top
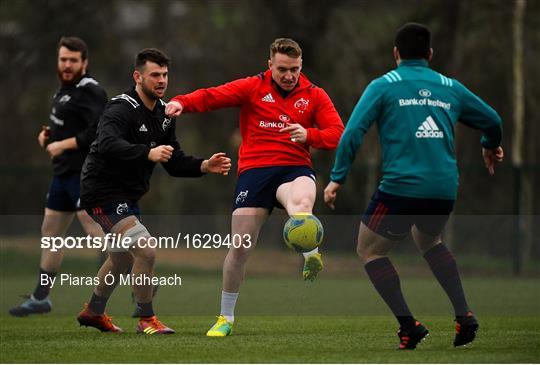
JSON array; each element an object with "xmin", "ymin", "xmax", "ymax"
[{"xmin": 171, "ymin": 70, "xmax": 344, "ymax": 175}]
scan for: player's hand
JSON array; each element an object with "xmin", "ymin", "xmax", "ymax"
[
  {"xmin": 279, "ymin": 123, "xmax": 307, "ymax": 143},
  {"xmin": 46, "ymin": 141, "xmax": 65, "ymax": 158},
  {"xmin": 201, "ymin": 152, "xmax": 232, "ymax": 175},
  {"xmin": 148, "ymin": 145, "xmax": 174, "ymax": 163},
  {"xmin": 324, "ymin": 181, "xmax": 341, "ymax": 210},
  {"xmin": 482, "ymin": 146, "xmax": 504, "ymax": 176},
  {"xmin": 165, "ymin": 101, "xmax": 183, "ymax": 117},
  {"xmin": 38, "ymin": 126, "xmax": 50, "ymax": 148}
]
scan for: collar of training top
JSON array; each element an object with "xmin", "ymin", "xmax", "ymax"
[
  {"xmin": 398, "ymin": 59, "xmax": 429, "ymax": 68},
  {"xmin": 129, "ymin": 86, "xmax": 164, "ymax": 113}
]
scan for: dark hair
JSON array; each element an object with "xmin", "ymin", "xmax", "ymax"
[
  {"xmin": 135, "ymin": 48, "xmax": 170, "ymax": 70},
  {"xmin": 58, "ymin": 36, "xmax": 88, "ymax": 60},
  {"xmin": 394, "ymin": 23, "xmax": 431, "ymax": 60},
  {"xmin": 270, "ymin": 38, "xmax": 302, "ymax": 58}
]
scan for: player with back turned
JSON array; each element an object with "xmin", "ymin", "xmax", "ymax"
[
  {"xmin": 324, "ymin": 23, "xmax": 503, "ymax": 349},
  {"xmin": 75, "ymin": 48, "xmax": 231, "ymax": 334}
]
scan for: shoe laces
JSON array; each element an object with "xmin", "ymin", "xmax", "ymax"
[
  {"xmin": 141, "ymin": 315, "xmax": 167, "ymax": 330},
  {"xmin": 211, "ymin": 316, "xmax": 229, "ymax": 329},
  {"xmin": 101, "ymin": 313, "xmax": 115, "ymax": 326},
  {"xmin": 83, "ymin": 303, "xmax": 115, "ymax": 327}
]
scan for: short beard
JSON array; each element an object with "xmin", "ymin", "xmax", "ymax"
[
  {"xmin": 141, "ymin": 83, "xmax": 161, "ymax": 101},
  {"xmin": 57, "ymin": 67, "xmax": 85, "ymax": 87}
]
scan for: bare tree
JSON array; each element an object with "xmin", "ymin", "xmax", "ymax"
[{"xmin": 512, "ymin": 0, "xmax": 528, "ymax": 274}]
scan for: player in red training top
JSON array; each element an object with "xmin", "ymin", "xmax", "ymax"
[{"xmin": 166, "ymin": 38, "xmax": 344, "ymax": 336}]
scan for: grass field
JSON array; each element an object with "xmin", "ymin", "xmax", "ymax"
[{"xmin": 1, "ymin": 249, "xmax": 539, "ymax": 363}]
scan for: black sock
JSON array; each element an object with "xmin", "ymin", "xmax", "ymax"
[
  {"xmin": 365, "ymin": 257, "xmax": 415, "ymax": 329},
  {"xmin": 88, "ymin": 292, "xmax": 109, "ymax": 315},
  {"xmin": 423, "ymin": 243, "xmax": 469, "ymax": 317},
  {"xmin": 32, "ymin": 268, "xmax": 56, "ymax": 300},
  {"xmin": 136, "ymin": 301, "xmax": 154, "ymax": 317}
]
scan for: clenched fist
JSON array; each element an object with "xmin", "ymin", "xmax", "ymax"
[
  {"xmin": 38, "ymin": 126, "xmax": 50, "ymax": 148},
  {"xmin": 148, "ymin": 145, "xmax": 174, "ymax": 162},
  {"xmin": 165, "ymin": 101, "xmax": 183, "ymax": 117}
]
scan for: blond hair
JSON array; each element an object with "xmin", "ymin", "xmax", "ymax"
[{"xmin": 269, "ymin": 38, "xmax": 302, "ymax": 58}]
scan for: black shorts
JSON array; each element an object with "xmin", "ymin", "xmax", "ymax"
[
  {"xmin": 233, "ymin": 165, "xmax": 316, "ymax": 212},
  {"xmin": 45, "ymin": 173, "xmax": 82, "ymax": 212},
  {"xmin": 85, "ymin": 201, "xmax": 141, "ymax": 233},
  {"xmin": 361, "ymin": 189, "xmax": 454, "ymax": 240}
]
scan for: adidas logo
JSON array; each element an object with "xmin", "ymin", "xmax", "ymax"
[
  {"xmin": 261, "ymin": 93, "xmax": 275, "ymax": 103},
  {"xmin": 416, "ymin": 116, "xmax": 444, "ymax": 138},
  {"xmin": 139, "ymin": 124, "xmax": 148, "ymax": 132}
]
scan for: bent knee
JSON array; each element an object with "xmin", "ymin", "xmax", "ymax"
[
  {"xmin": 356, "ymin": 242, "xmax": 373, "ymax": 263},
  {"xmin": 288, "ymin": 197, "xmax": 314, "ymax": 214},
  {"xmin": 133, "ymin": 243, "xmax": 156, "ymax": 264},
  {"xmin": 356, "ymin": 238, "xmax": 389, "ymax": 264}
]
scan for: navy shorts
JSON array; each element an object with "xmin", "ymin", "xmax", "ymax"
[
  {"xmin": 46, "ymin": 173, "xmax": 82, "ymax": 212},
  {"xmin": 85, "ymin": 201, "xmax": 141, "ymax": 233},
  {"xmin": 361, "ymin": 189, "xmax": 454, "ymax": 240},
  {"xmin": 233, "ymin": 165, "xmax": 316, "ymax": 212}
]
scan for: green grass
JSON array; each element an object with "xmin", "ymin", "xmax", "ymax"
[
  {"xmin": 1, "ymin": 315, "xmax": 539, "ymax": 363},
  {"xmin": 1, "ymin": 250, "xmax": 539, "ymax": 363}
]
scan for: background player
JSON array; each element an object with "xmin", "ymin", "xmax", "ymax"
[
  {"xmin": 9, "ymin": 36, "xmax": 108, "ymax": 317},
  {"xmin": 76, "ymin": 48, "xmax": 231, "ymax": 334},
  {"xmin": 166, "ymin": 38, "xmax": 344, "ymax": 336},
  {"xmin": 324, "ymin": 23, "xmax": 503, "ymax": 349}
]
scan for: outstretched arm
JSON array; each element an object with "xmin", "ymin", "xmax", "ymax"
[
  {"xmin": 162, "ymin": 149, "xmax": 231, "ymax": 177},
  {"xmin": 330, "ymin": 80, "xmax": 383, "ymax": 185},
  {"xmin": 161, "ymin": 120, "xmax": 231, "ymax": 177},
  {"xmin": 166, "ymin": 76, "xmax": 256, "ymax": 117}
]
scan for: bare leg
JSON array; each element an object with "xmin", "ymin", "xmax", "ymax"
[
  {"xmin": 276, "ymin": 176, "xmax": 322, "ymax": 281},
  {"xmin": 275, "ymin": 176, "xmax": 316, "ymax": 215},
  {"xmin": 39, "ymin": 208, "xmax": 75, "ymax": 272},
  {"xmin": 129, "ymin": 239, "xmax": 155, "ymax": 303},
  {"xmin": 76, "ymin": 209, "xmax": 105, "ymax": 238},
  {"xmin": 356, "ymin": 222, "xmax": 398, "ymax": 264},
  {"xmin": 94, "ymin": 253, "xmax": 133, "ymax": 298},
  {"xmin": 222, "ymin": 208, "xmax": 268, "ymax": 293},
  {"xmin": 86, "ymin": 216, "xmax": 148, "ymax": 315},
  {"xmin": 103, "ymin": 216, "xmax": 154, "ymax": 304}
]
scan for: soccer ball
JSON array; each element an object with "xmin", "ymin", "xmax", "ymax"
[{"xmin": 282, "ymin": 213, "xmax": 324, "ymax": 252}]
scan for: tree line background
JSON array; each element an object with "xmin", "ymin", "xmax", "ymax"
[{"xmin": 0, "ymin": 0, "xmax": 538, "ymax": 262}]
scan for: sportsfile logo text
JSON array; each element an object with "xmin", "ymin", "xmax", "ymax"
[
  {"xmin": 41, "ymin": 233, "xmax": 139, "ymax": 252},
  {"xmin": 40, "ymin": 233, "xmax": 253, "ymax": 252}
]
